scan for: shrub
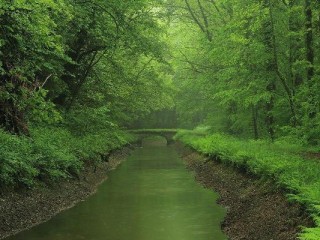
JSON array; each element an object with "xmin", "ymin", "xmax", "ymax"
[
  {"xmin": 30, "ymin": 127, "xmax": 82, "ymax": 181},
  {"xmin": 0, "ymin": 129, "xmax": 37, "ymax": 186},
  {"xmin": 0, "ymin": 126, "xmax": 134, "ymax": 187}
]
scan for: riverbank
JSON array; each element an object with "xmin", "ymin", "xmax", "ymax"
[
  {"xmin": 1, "ymin": 136, "xmax": 316, "ymax": 240},
  {"xmin": 0, "ymin": 146, "xmax": 132, "ymax": 240},
  {"xmin": 175, "ymin": 131, "xmax": 320, "ymax": 239},
  {"xmin": 177, "ymin": 143, "xmax": 314, "ymax": 239}
]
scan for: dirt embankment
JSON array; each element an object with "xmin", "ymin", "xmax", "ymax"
[
  {"xmin": 0, "ymin": 143, "xmax": 314, "ymax": 240},
  {"xmin": 177, "ymin": 144, "xmax": 314, "ymax": 240},
  {"xmin": 0, "ymin": 146, "xmax": 133, "ymax": 240}
]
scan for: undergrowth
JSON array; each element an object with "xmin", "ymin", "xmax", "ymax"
[
  {"xmin": 0, "ymin": 127, "xmax": 134, "ymax": 188},
  {"xmin": 175, "ymin": 130, "xmax": 320, "ymax": 240}
]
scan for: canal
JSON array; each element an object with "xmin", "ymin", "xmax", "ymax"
[{"xmin": 7, "ymin": 138, "xmax": 227, "ymax": 240}]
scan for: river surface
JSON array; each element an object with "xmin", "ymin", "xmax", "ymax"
[{"xmin": 7, "ymin": 139, "xmax": 227, "ymax": 240}]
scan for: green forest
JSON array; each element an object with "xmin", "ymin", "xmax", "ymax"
[{"xmin": 1, "ymin": 0, "xmax": 320, "ymax": 239}]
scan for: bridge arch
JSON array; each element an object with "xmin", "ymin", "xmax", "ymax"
[{"xmin": 128, "ymin": 129, "xmax": 177, "ymax": 146}]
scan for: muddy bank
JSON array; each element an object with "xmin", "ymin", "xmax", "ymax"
[
  {"xmin": 177, "ymin": 144, "xmax": 314, "ymax": 240},
  {"xmin": 0, "ymin": 146, "xmax": 132, "ymax": 240}
]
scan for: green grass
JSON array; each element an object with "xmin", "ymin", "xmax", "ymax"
[{"xmin": 175, "ymin": 130, "xmax": 320, "ymax": 240}]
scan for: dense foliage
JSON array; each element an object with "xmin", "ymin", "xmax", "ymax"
[
  {"xmin": 0, "ymin": 127, "xmax": 133, "ymax": 186},
  {"xmin": 0, "ymin": 0, "xmax": 173, "ymax": 187},
  {"xmin": 167, "ymin": 0, "xmax": 320, "ymax": 145}
]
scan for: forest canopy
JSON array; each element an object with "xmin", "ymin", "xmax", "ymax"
[
  {"xmin": 167, "ymin": 0, "xmax": 320, "ymax": 145},
  {"xmin": 0, "ymin": 0, "xmax": 174, "ymax": 186},
  {"xmin": 0, "ymin": 0, "xmax": 319, "ymax": 185}
]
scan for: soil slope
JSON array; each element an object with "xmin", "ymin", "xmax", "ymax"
[
  {"xmin": 0, "ymin": 147, "xmax": 131, "ymax": 240},
  {"xmin": 0, "ymin": 143, "xmax": 314, "ymax": 240},
  {"xmin": 178, "ymin": 145, "xmax": 314, "ymax": 240}
]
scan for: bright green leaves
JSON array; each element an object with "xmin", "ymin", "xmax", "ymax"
[
  {"xmin": 0, "ymin": 0, "xmax": 72, "ymax": 133},
  {"xmin": 0, "ymin": 0, "xmax": 173, "ymax": 133},
  {"xmin": 0, "ymin": 0, "xmax": 175, "ymax": 188},
  {"xmin": 27, "ymin": 89, "xmax": 63, "ymax": 125},
  {"xmin": 167, "ymin": 0, "xmax": 320, "ymax": 141}
]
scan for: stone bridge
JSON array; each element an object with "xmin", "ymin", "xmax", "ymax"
[{"xmin": 128, "ymin": 129, "xmax": 178, "ymax": 146}]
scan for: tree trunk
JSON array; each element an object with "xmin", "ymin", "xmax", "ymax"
[
  {"xmin": 305, "ymin": 0, "xmax": 317, "ymax": 121},
  {"xmin": 252, "ymin": 105, "xmax": 259, "ymax": 140},
  {"xmin": 268, "ymin": 0, "xmax": 297, "ymax": 126},
  {"xmin": 305, "ymin": 0, "xmax": 314, "ymax": 82},
  {"xmin": 266, "ymin": 82, "xmax": 276, "ymax": 141}
]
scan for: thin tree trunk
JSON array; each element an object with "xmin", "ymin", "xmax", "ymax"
[
  {"xmin": 305, "ymin": 0, "xmax": 314, "ymax": 82},
  {"xmin": 304, "ymin": 0, "xmax": 317, "ymax": 122},
  {"xmin": 252, "ymin": 105, "xmax": 259, "ymax": 140},
  {"xmin": 266, "ymin": 82, "xmax": 276, "ymax": 141},
  {"xmin": 267, "ymin": 0, "xmax": 297, "ymax": 126}
]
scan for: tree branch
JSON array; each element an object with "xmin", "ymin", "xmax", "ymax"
[{"xmin": 184, "ymin": 0, "xmax": 206, "ymax": 34}]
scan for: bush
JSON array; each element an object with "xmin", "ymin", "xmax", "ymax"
[
  {"xmin": 30, "ymin": 127, "xmax": 82, "ymax": 181},
  {"xmin": 0, "ymin": 126, "xmax": 134, "ymax": 187},
  {"xmin": 0, "ymin": 129, "xmax": 37, "ymax": 186}
]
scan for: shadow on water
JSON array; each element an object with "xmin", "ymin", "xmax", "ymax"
[
  {"xmin": 6, "ymin": 138, "xmax": 227, "ymax": 240},
  {"xmin": 141, "ymin": 136, "xmax": 168, "ymax": 147}
]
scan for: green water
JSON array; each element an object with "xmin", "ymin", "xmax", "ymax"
[{"xmin": 7, "ymin": 139, "xmax": 227, "ymax": 240}]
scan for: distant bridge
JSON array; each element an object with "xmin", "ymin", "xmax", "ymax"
[{"xmin": 128, "ymin": 129, "xmax": 178, "ymax": 145}]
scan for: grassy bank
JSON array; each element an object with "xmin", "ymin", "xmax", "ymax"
[
  {"xmin": 175, "ymin": 130, "xmax": 320, "ymax": 240},
  {"xmin": 0, "ymin": 127, "xmax": 135, "ymax": 188}
]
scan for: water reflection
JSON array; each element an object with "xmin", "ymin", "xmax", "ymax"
[{"xmin": 7, "ymin": 138, "xmax": 227, "ymax": 240}]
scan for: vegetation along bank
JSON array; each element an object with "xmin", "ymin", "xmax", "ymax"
[
  {"xmin": 177, "ymin": 142, "xmax": 313, "ymax": 240},
  {"xmin": 0, "ymin": 145, "xmax": 133, "ymax": 239},
  {"xmin": 175, "ymin": 130, "xmax": 320, "ymax": 240}
]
